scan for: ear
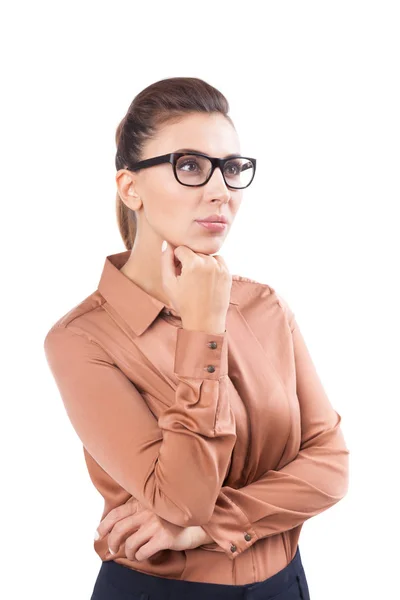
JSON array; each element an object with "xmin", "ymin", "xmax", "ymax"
[{"xmin": 115, "ymin": 169, "xmax": 142, "ymax": 210}]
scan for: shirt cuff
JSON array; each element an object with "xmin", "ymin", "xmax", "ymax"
[
  {"xmin": 200, "ymin": 492, "xmax": 259, "ymax": 560},
  {"xmin": 174, "ymin": 328, "xmax": 228, "ymax": 380}
]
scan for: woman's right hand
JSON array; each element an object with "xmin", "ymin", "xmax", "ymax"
[
  {"xmin": 160, "ymin": 241, "xmax": 232, "ymax": 334},
  {"xmin": 95, "ymin": 497, "xmax": 211, "ymax": 561}
]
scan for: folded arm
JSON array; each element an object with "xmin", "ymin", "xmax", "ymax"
[{"xmin": 200, "ymin": 297, "xmax": 350, "ymax": 559}]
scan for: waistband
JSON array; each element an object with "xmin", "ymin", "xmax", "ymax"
[{"xmin": 97, "ymin": 545, "xmax": 305, "ymax": 600}]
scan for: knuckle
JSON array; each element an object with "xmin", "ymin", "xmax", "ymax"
[
  {"xmin": 125, "ymin": 539, "xmax": 136, "ymax": 553},
  {"xmin": 108, "ymin": 530, "xmax": 119, "ymax": 545},
  {"xmin": 113, "ymin": 521, "xmax": 124, "ymax": 533},
  {"xmin": 202, "ymin": 261, "xmax": 214, "ymax": 272},
  {"xmin": 112, "ymin": 506, "xmax": 121, "ymax": 519}
]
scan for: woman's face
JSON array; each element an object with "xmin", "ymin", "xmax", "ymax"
[{"xmin": 117, "ymin": 112, "xmax": 244, "ymax": 255}]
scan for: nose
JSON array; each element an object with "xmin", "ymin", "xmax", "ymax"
[{"xmin": 206, "ymin": 166, "xmax": 231, "ymax": 201}]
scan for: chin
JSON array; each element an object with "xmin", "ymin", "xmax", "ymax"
[{"xmin": 193, "ymin": 240, "xmax": 224, "ymax": 254}]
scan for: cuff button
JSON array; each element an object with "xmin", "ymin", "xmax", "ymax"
[{"xmin": 208, "ymin": 341, "xmax": 217, "ymax": 349}]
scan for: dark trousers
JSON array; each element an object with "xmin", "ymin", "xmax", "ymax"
[{"xmin": 90, "ymin": 545, "xmax": 310, "ymax": 600}]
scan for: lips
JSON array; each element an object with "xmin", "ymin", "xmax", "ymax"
[
  {"xmin": 196, "ymin": 214, "xmax": 228, "ymax": 224},
  {"xmin": 196, "ymin": 221, "xmax": 227, "ymax": 232}
]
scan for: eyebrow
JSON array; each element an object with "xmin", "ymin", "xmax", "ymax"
[{"xmin": 175, "ymin": 148, "xmax": 241, "ymax": 159}]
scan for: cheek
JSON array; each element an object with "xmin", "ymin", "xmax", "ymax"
[
  {"xmin": 145, "ymin": 180, "xmax": 195, "ymax": 226},
  {"xmin": 232, "ymin": 194, "xmax": 243, "ymax": 211}
]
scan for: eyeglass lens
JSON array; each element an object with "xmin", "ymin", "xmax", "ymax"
[{"xmin": 175, "ymin": 154, "xmax": 254, "ymax": 188}]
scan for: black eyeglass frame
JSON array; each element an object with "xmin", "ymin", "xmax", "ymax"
[{"xmin": 123, "ymin": 151, "xmax": 257, "ymax": 189}]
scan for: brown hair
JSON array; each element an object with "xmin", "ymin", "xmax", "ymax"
[{"xmin": 114, "ymin": 77, "xmax": 234, "ymax": 250}]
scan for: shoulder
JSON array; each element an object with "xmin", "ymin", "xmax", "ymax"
[
  {"xmin": 43, "ymin": 289, "xmax": 106, "ymax": 345},
  {"xmin": 231, "ymin": 273, "xmax": 275, "ymax": 303},
  {"xmin": 231, "ymin": 274, "xmax": 295, "ymax": 331}
]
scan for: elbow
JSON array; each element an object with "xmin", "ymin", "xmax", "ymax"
[
  {"xmin": 325, "ymin": 444, "xmax": 350, "ymax": 503},
  {"xmin": 304, "ymin": 413, "xmax": 351, "ymax": 501},
  {"xmin": 338, "ymin": 445, "xmax": 350, "ymax": 500},
  {"xmin": 300, "ymin": 436, "xmax": 350, "ymax": 504},
  {"xmin": 333, "ymin": 423, "xmax": 350, "ymax": 500}
]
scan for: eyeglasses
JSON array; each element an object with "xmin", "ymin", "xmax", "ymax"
[{"xmin": 121, "ymin": 151, "xmax": 257, "ymax": 189}]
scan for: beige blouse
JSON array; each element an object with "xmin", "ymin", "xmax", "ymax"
[{"xmin": 43, "ymin": 249, "xmax": 350, "ymax": 585}]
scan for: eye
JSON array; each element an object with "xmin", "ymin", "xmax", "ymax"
[
  {"xmin": 178, "ymin": 159, "xmax": 200, "ymax": 172},
  {"xmin": 224, "ymin": 161, "xmax": 241, "ymax": 175}
]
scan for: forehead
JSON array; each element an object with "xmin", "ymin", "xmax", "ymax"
[{"xmin": 144, "ymin": 112, "xmax": 241, "ymax": 158}]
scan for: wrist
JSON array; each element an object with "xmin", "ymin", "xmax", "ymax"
[
  {"xmin": 182, "ymin": 324, "xmax": 226, "ymax": 335},
  {"xmin": 196, "ymin": 526, "xmax": 214, "ymax": 545}
]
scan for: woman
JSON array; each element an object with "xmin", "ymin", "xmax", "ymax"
[{"xmin": 44, "ymin": 76, "xmax": 349, "ymax": 599}]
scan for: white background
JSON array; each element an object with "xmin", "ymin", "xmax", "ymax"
[{"xmin": 1, "ymin": 1, "xmax": 399, "ymax": 598}]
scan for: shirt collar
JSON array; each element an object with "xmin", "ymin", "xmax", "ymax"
[{"xmin": 97, "ymin": 249, "xmax": 240, "ymax": 336}]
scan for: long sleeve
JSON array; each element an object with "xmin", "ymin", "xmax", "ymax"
[
  {"xmin": 201, "ymin": 297, "xmax": 350, "ymax": 559},
  {"xmin": 43, "ymin": 323, "xmax": 236, "ymax": 527}
]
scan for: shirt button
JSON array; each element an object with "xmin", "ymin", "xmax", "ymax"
[
  {"xmin": 230, "ymin": 544, "xmax": 237, "ymax": 553},
  {"xmin": 208, "ymin": 341, "xmax": 217, "ymax": 349},
  {"xmin": 244, "ymin": 533, "xmax": 252, "ymax": 541},
  {"xmin": 207, "ymin": 365, "xmax": 216, "ymax": 373}
]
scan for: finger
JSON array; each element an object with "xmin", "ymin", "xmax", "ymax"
[
  {"xmin": 173, "ymin": 245, "xmax": 197, "ymax": 270},
  {"xmin": 96, "ymin": 501, "xmax": 138, "ymax": 540},
  {"xmin": 108, "ymin": 511, "xmax": 144, "ymax": 554},
  {"xmin": 210, "ymin": 254, "xmax": 227, "ymax": 268},
  {"xmin": 124, "ymin": 527, "xmax": 164, "ymax": 562},
  {"xmin": 134, "ymin": 537, "xmax": 168, "ymax": 562}
]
